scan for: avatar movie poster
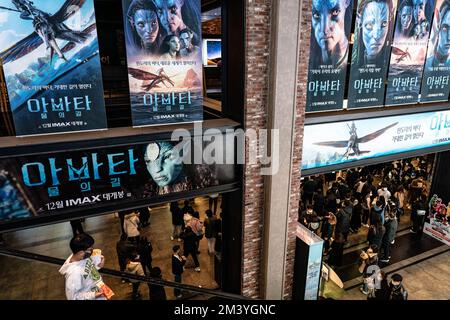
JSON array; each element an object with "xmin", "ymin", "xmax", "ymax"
[
  {"xmin": 385, "ymin": 0, "xmax": 436, "ymax": 106},
  {"xmin": 301, "ymin": 110, "xmax": 450, "ymax": 171},
  {"xmin": 0, "ymin": 0, "xmax": 107, "ymax": 136},
  {"xmin": 347, "ymin": 0, "xmax": 398, "ymax": 109},
  {"xmin": 420, "ymin": 0, "xmax": 450, "ymax": 103},
  {"xmin": 0, "ymin": 137, "xmax": 235, "ymax": 228},
  {"xmin": 305, "ymin": 0, "xmax": 354, "ymax": 112},
  {"xmin": 122, "ymin": 0, "xmax": 203, "ymax": 127}
]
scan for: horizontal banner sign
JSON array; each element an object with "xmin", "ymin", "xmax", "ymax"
[
  {"xmin": 0, "ymin": 137, "xmax": 235, "ymax": 226},
  {"xmin": 302, "ymin": 110, "xmax": 450, "ymax": 170}
]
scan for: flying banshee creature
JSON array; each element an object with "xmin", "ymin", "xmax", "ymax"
[
  {"xmin": 314, "ymin": 122, "xmax": 399, "ymax": 159},
  {"xmin": 391, "ymin": 47, "xmax": 411, "ymax": 63},
  {"xmin": 128, "ymin": 67, "xmax": 175, "ymax": 91},
  {"xmin": 0, "ymin": 0, "xmax": 94, "ymax": 64}
]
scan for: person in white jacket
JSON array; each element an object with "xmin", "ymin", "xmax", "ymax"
[
  {"xmin": 124, "ymin": 211, "xmax": 141, "ymax": 243},
  {"xmin": 59, "ymin": 233, "xmax": 107, "ymax": 300}
]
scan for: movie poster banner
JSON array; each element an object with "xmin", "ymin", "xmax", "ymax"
[
  {"xmin": 424, "ymin": 220, "xmax": 450, "ymax": 245},
  {"xmin": 305, "ymin": 0, "xmax": 354, "ymax": 112},
  {"xmin": 0, "ymin": 0, "xmax": 107, "ymax": 136},
  {"xmin": 347, "ymin": 0, "xmax": 398, "ymax": 109},
  {"xmin": 0, "ymin": 137, "xmax": 235, "ymax": 228},
  {"xmin": 302, "ymin": 110, "xmax": 450, "ymax": 170},
  {"xmin": 122, "ymin": 0, "xmax": 203, "ymax": 127},
  {"xmin": 385, "ymin": 0, "xmax": 436, "ymax": 106},
  {"xmin": 420, "ymin": 0, "xmax": 450, "ymax": 103}
]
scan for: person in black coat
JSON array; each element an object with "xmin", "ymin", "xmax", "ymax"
[
  {"xmin": 170, "ymin": 201, "xmax": 184, "ymax": 240},
  {"xmin": 350, "ymin": 199, "xmax": 362, "ymax": 232},
  {"xmin": 148, "ymin": 267, "xmax": 167, "ymax": 300},
  {"xmin": 172, "ymin": 245, "xmax": 186, "ymax": 298},
  {"xmin": 214, "ymin": 212, "xmax": 223, "ymax": 259},
  {"xmin": 411, "ymin": 195, "xmax": 427, "ymax": 234},
  {"xmin": 328, "ymin": 232, "xmax": 345, "ymax": 268},
  {"xmin": 138, "ymin": 236, "xmax": 153, "ymax": 275},
  {"xmin": 181, "ymin": 200, "xmax": 194, "ymax": 215},
  {"xmin": 335, "ymin": 200, "xmax": 352, "ymax": 241},
  {"xmin": 116, "ymin": 234, "xmax": 136, "ymax": 282},
  {"xmin": 313, "ymin": 188, "xmax": 325, "ymax": 217},
  {"xmin": 139, "ymin": 206, "xmax": 150, "ymax": 227},
  {"xmin": 368, "ymin": 214, "xmax": 385, "ymax": 249},
  {"xmin": 375, "ymin": 271, "xmax": 390, "ymax": 300},
  {"xmin": 118, "ymin": 210, "xmax": 127, "ymax": 235},
  {"xmin": 180, "ymin": 226, "xmax": 200, "ymax": 271},
  {"xmin": 69, "ymin": 219, "xmax": 84, "ymax": 237}
]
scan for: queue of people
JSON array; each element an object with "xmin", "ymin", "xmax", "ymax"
[{"xmin": 299, "ymin": 156, "xmax": 431, "ymax": 298}]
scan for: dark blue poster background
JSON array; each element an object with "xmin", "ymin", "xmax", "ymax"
[
  {"xmin": 420, "ymin": 0, "xmax": 450, "ymax": 103},
  {"xmin": 385, "ymin": 0, "xmax": 436, "ymax": 106},
  {"xmin": 0, "ymin": 0, "xmax": 107, "ymax": 136},
  {"xmin": 347, "ymin": 0, "xmax": 398, "ymax": 109},
  {"xmin": 0, "ymin": 138, "xmax": 235, "ymax": 227}
]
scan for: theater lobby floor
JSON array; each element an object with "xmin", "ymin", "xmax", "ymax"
[{"xmin": 0, "ymin": 197, "xmax": 220, "ymax": 300}]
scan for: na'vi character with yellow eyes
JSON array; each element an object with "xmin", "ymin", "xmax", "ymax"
[{"xmin": 360, "ymin": 0, "xmax": 392, "ymax": 65}]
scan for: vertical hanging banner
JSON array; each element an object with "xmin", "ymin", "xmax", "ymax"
[
  {"xmin": 420, "ymin": 0, "xmax": 450, "ymax": 103},
  {"xmin": 122, "ymin": 0, "xmax": 203, "ymax": 127},
  {"xmin": 306, "ymin": 0, "xmax": 354, "ymax": 112},
  {"xmin": 0, "ymin": 0, "xmax": 107, "ymax": 136},
  {"xmin": 385, "ymin": 0, "xmax": 436, "ymax": 106},
  {"xmin": 347, "ymin": 0, "xmax": 398, "ymax": 109}
]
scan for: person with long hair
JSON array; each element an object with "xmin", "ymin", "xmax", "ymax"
[
  {"xmin": 160, "ymin": 34, "xmax": 181, "ymax": 60},
  {"xmin": 397, "ymin": 0, "xmax": 414, "ymax": 36},
  {"xmin": 125, "ymin": 0, "xmax": 165, "ymax": 55}
]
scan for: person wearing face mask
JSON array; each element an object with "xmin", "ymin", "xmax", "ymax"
[
  {"xmin": 59, "ymin": 233, "xmax": 108, "ymax": 300},
  {"xmin": 300, "ymin": 204, "xmax": 322, "ymax": 234},
  {"xmin": 377, "ymin": 184, "xmax": 391, "ymax": 206}
]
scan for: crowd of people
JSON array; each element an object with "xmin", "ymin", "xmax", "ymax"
[
  {"xmin": 300, "ymin": 156, "xmax": 433, "ymax": 299},
  {"xmin": 61, "ymin": 197, "xmax": 222, "ymax": 300}
]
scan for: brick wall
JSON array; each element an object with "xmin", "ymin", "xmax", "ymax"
[
  {"xmin": 242, "ymin": 0, "xmax": 272, "ymax": 298},
  {"xmin": 282, "ymin": 0, "xmax": 311, "ymax": 299},
  {"xmin": 202, "ymin": 18, "xmax": 221, "ymax": 35}
]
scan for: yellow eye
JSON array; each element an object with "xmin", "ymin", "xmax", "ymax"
[
  {"xmin": 365, "ymin": 23, "xmax": 373, "ymax": 30},
  {"xmin": 382, "ymin": 21, "xmax": 388, "ymax": 27},
  {"xmin": 313, "ymin": 12, "xmax": 320, "ymax": 19}
]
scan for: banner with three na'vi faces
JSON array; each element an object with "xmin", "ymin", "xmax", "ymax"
[{"xmin": 122, "ymin": 0, "xmax": 203, "ymax": 127}]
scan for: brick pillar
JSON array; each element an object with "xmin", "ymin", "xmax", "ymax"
[
  {"xmin": 241, "ymin": 0, "xmax": 312, "ymax": 299},
  {"xmin": 283, "ymin": 0, "xmax": 312, "ymax": 299},
  {"xmin": 242, "ymin": 0, "xmax": 272, "ymax": 298}
]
